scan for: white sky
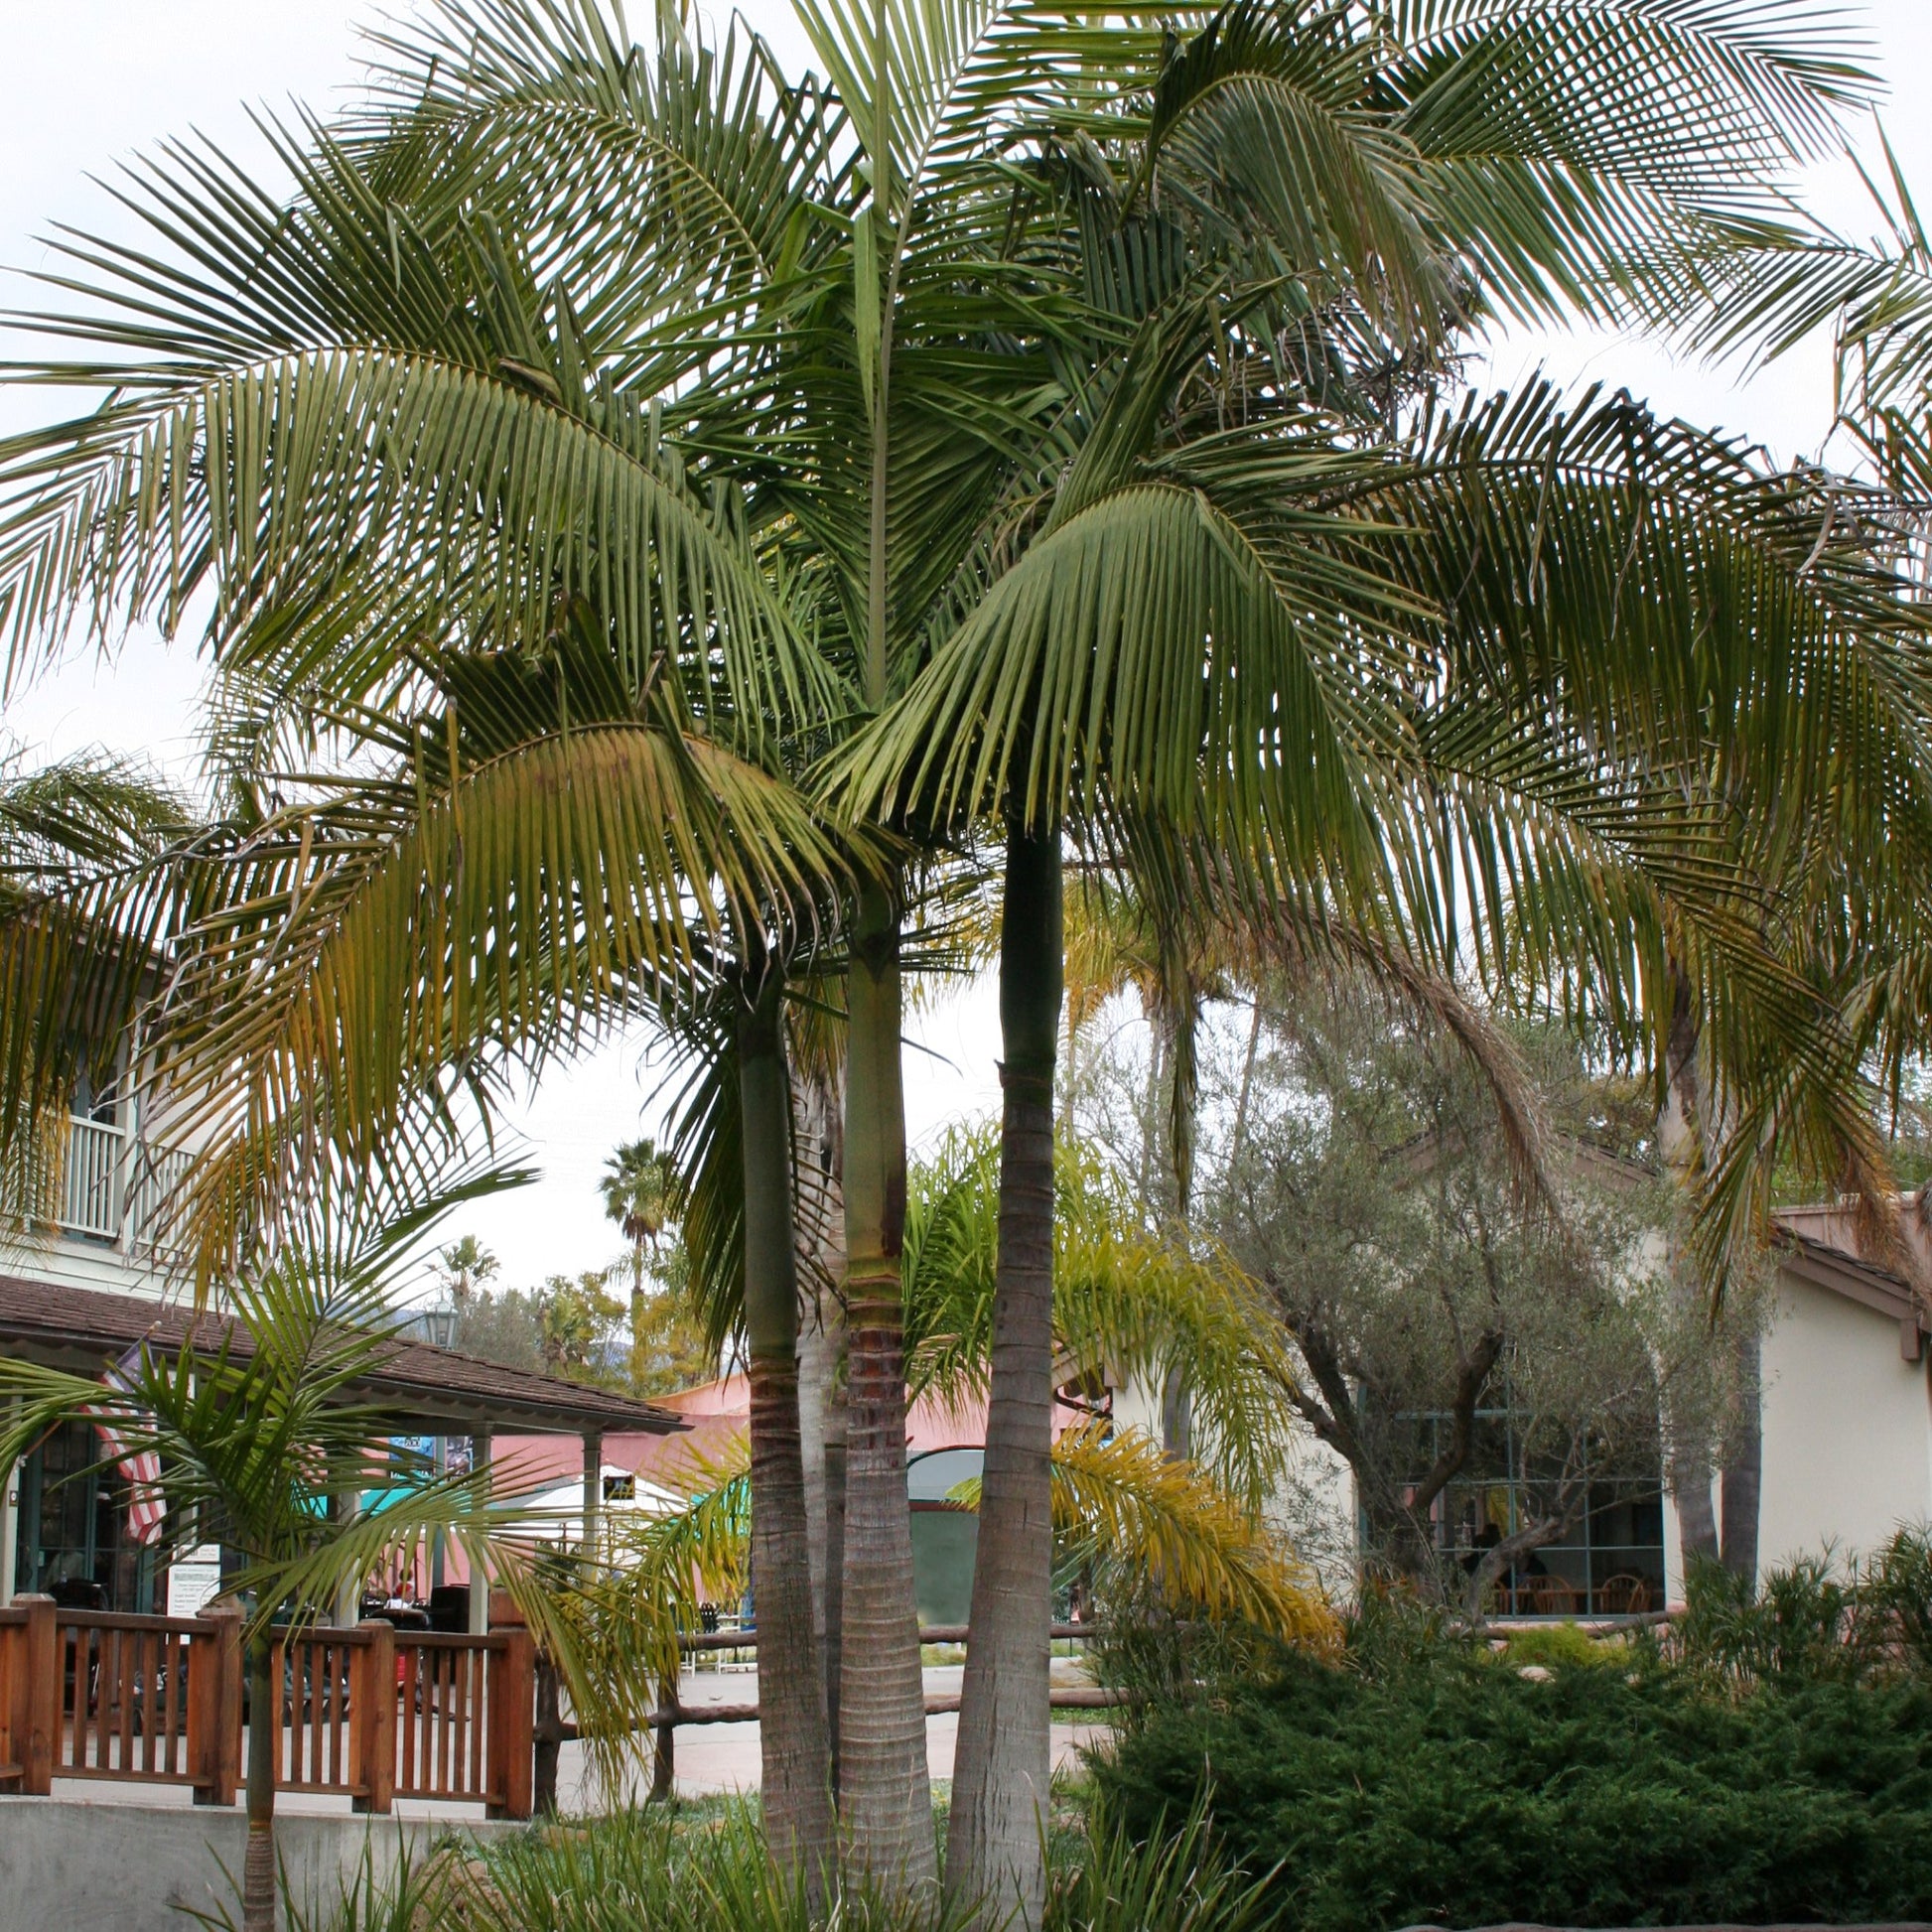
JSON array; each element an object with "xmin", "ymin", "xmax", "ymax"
[{"xmin": 2, "ymin": 0, "xmax": 1927, "ymax": 1293}]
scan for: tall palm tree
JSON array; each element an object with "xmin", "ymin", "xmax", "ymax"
[
  {"xmin": 823, "ymin": 9, "xmax": 1932, "ymax": 1919},
  {"xmin": 601, "ymin": 1138, "xmax": 675, "ymax": 1288},
  {"xmin": 4, "ymin": 7, "xmax": 1932, "ymax": 1922},
  {"xmin": 601, "ymin": 1135, "xmax": 680, "ymax": 1392}
]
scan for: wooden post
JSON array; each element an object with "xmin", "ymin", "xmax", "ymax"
[
  {"xmin": 486, "ymin": 1627, "xmax": 534, "ymax": 1821},
  {"xmin": 190, "ymin": 1604, "xmax": 242, "ymax": 1806},
  {"xmin": 350, "ymin": 1620, "xmax": 395, "ymax": 1814},
  {"xmin": 0, "ymin": 1613, "xmax": 13, "ymax": 1783},
  {"xmin": 13, "ymin": 1594, "xmax": 55, "ymax": 1795}
]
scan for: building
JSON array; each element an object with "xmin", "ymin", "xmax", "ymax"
[{"xmin": 0, "ymin": 1113, "xmax": 681, "ymax": 1620}]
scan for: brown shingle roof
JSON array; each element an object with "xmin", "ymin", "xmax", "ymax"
[{"xmin": 0, "ymin": 1273, "xmax": 682, "ymax": 1438}]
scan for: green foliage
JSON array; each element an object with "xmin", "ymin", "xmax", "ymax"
[
  {"xmin": 440, "ymin": 1803, "xmax": 962, "ymax": 1932},
  {"xmin": 1680, "ymin": 1552, "xmax": 1862, "ymax": 1686},
  {"xmin": 1491, "ymin": 1620, "xmax": 1623, "ymax": 1675},
  {"xmin": 1044, "ymin": 1798, "xmax": 1273, "ymax": 1932},
  {"xmin": 603, "ymin": 1137, "xmax": 679, "ymax": 1260},
  {"xmin": 538, "ymin": 1269, "xmax": 629, "ymax": 1381},
  {"xmin": 435, "ymin": 1236, "xmax": 500, "ymax": 1305},
  {"xmin": 451, "ymin": 1286, "xmax": 549, "ymax": 1376},
  {"xmin": 1092, "ymin": 1648, "xmax": 1932, "ymax": 1930},
  {"xmin": 905, "ymin": 1125, "xmax": 1301, "ymax": 1513},
  {"xmin": 1676, "ymin": 1531, "xmax": 1932, "ymax": 1689},
  {"xmin": 184, "ymin": 1832, "xmax": 446, "ymax": 1932},
  {"xmin": 271, "ymin": 1803, "xmax": 1274, "ymax": 1932}
]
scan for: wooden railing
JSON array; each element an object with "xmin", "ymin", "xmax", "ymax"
[
  {"xmin": 53, "ymin": 1116, "xmax": 194, "ymax": 1249},
  {"xmin": 0, "ymin": 1597, "xmax": 533, "ymax": 1818}
]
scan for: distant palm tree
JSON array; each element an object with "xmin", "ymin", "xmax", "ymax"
[
  {"xmin": 600, "ymin": 1138, "xmax": 677, "ymax": 1302},
  {"xmin": 434, "ymin": 1234, "xmax": 499, "ymax": 1309}
]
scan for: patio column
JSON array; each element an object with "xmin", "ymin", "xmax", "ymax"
[
  {"xmin": 582, "ymin": 1431, "xmax": 603, "ymax": 1556},
  {"xmin": 469, "ymin": 1429, "xmax": 492, "ymax": 1636},
  {"xmin": 327, "ymin": 1445, "xmax": 359, "ymax": 1625},
  {"xmin": 0, "ymin": 1398, "xmax": 17, "ymax": 1608}
]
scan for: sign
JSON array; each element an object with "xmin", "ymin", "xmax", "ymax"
[{"xmin": 166, "ymin": 1544, "xmax": 223, "ymax": 1619}]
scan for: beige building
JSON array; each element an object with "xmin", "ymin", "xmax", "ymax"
[{"xmin": 1674, "ymin": 1204, "xmax": 1932, "ymax": 1596}]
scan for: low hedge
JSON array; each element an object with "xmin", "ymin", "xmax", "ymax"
[{"xmin": 1091, "ymin": 1648, "xmax": 1932, "ymax": 1929}]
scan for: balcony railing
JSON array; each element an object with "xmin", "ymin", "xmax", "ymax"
[{"xmin": 56, "ymin": 1118, "xmax": 191, "ymax": 1251}]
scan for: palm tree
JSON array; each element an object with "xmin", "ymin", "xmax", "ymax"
[
  {"xmin": 0, "ymin": 1178, "xmax": 579, "ymax": 1932},
  {"xmin": 601, "ymin": 1136, "xmax": 680, "ymax": 1387},
  {"xmin": 434, "ymin": 1234, "xmax": 500, "ymax": 1309},
  {"xmin": 823, "ymin": 14, "xmax": 1932, "ymax": 1920},
  {"xmin": 4, "ymin": 6, "xmax": 1931, "ymax": 1920},
  {"xmin": 602, "ymin": 1140, "xmax": 674, "ymax": 1284},
  {"xmin": 0, "ymin": 747, "xmax": 191, "ymax": 1223}
]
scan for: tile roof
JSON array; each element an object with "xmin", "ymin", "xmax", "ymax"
[{"xmin": 0, "ymin": 1272, "xmax": 682, "ymax": 1438}]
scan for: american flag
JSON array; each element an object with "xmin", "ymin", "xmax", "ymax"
[{"xmin": 95, "ymin": 1344, "xmax": 166, "ymax": 1547}]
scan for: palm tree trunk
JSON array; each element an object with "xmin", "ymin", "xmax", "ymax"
[
  {"xmin": 740, "ymin": 965, "xmax": 835, "ymax": 1885},
  {"xmin": 795, "ymin": 1055, "xmax": 848, "ymax": 1770},
  {"xmin": 1674, "ymin": 1449, "xmax": 1720, "ymax": 1568},
  {"xmin": 1720, "ymin": 1329, "xmax": 1763, "ymax": 1583},
  {"xmin": 947, "ymin": 820, "xmax": 1061, "ymax": 1930},
  {"xmin": 838, "ymin": 874, "xmax": 935, "ymax": 1889},
  {"xmin": 1659, "ymin": 963, "xmax": 1722, "ymax": 1578},
  {"xmin": 798, "ymin": 1307, "xmax": 847, "ymax": 1778},
  {"xmin": 1229, "ymin": 998, "xmax": 1265, "ymax": 1168},
  {"xmin": 242, "ymin": 1626, "xmax": 277, "ymax": 1932}
]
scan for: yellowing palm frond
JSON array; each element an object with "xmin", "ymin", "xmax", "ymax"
[{"xmin": 1047, "ymin": 1423, "xmax": 1337, "ymax": 1651}]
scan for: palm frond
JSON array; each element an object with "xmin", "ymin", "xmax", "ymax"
[{"xmin": 1044, "ymin": 1421, "xmax": 1337, "ymax": 1646}]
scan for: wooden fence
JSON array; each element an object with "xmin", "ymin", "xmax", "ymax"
[
  {"xmin": 619, "ymin": 1620, "xmax": 1122, "ymax": 1754},
  {"xmin": 0, "ymin": 1595, "xmax": 534, "ymax": 1818}
]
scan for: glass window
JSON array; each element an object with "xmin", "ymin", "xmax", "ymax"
[{"xmin": 1367, "ymin": 1381, "xmax": 1666, "ymax": 1617}]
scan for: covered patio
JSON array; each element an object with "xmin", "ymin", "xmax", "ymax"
[{"xmin": 0, "ymin": 1274, "xmax": 682, "ymax": 1631}]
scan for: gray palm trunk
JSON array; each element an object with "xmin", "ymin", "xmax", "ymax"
[
  {"xmin": 798, "ymin": 1298, "xmax": 847, "ymax": 1770},
  {"xmin": 739, "ymin": 968, "xmax": 836, "ymax": 1883},
  {"xmin": 794, "ymin": 1059, "xmax": 848, "ymax": 1770},
  {"xmin": 1659, "ymin": 972, "xmax": 1725, "ymax": 1574},
  {"xmin": 948, "ymin": 821, "xmax": 1062, "ymax": 1929},
  {"xmin": 1720, "ymin": 1331, "xmax": 1763, "ymax": 1582},
  {"xmin": 838, "ymin": 876, "xmax": 935, "ymax": 1887},
  {"xmin": 242, "ymin": 1626, "xmax": 278, "ymax": 1932}
]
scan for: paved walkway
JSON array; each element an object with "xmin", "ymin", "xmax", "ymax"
[{"xmin": 46, "ymin": 1665, "xmax": 1110, "ymax": 1821}]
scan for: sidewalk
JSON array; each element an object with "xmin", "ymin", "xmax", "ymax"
[{"xmin": 555, "ymin": 1661, "xmax": 1111, "ymax": 1808}]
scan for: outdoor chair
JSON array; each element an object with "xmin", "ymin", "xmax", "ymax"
[
  {"xmin": 1524, "ymin": 1575, "xmax": 1578, "ymax": 1615},
  {"xmin": 1595, "ymin": 1573, "xmax": 1651, "ymax": 1615}
]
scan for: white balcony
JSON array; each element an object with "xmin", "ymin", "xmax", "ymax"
[{"xmin": 57, "ymin": 1117, "xmax": 190, "ymax": 1250}]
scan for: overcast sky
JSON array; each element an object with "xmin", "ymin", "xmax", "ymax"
[{"xmin": 4, "ymin": 0, "xmax": 1928, "ymax": 1297}]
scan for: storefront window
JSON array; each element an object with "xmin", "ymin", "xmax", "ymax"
[{"xmin": 13, "ymin": 1418, "xmax": 154, "ymax": 1611}]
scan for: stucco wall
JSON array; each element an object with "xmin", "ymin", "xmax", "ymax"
[
  {"xmin": 0, "ymin": 1798, "xmax": 518, "ymax": 1932},
  {"xmin": 1758, "ymin": 1268, "xmax": 1932, "ymax": 1573}
]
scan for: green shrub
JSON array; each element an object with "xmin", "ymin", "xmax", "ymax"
[
  {"xmin": 1679, "ymin": 1552, "xmax": 1862, "ymax": 1686},
  {"xmin": 1489, "ymin": 1620, "xmax": 1624, "ymax": 1674},
  {"xmin": 1091, "ymin": 1650, "xmax": 1932, "ymax": 1929}
]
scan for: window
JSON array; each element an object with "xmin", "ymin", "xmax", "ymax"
[{"xmin": 1373, "ymin": 1395, "xmax": 1667, "ymax": 1616}]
